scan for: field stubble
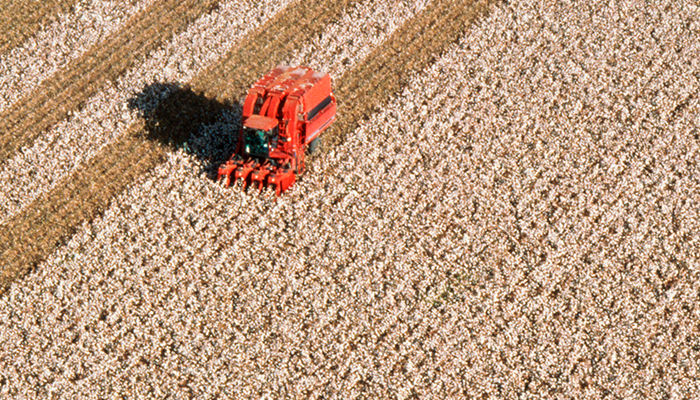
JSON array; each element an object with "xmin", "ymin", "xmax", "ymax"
[
  {"xmin": 0, "ymin": 0, "xmax": 79, "ymax": 55},
  {"xmin": 0, "ymin": 0, "xmax": 222, "ymax": 163},
  {"xmin": 0, "ymin": 0, "xmax": 494, "ymax": 296},
  {"xmin": 0, "ymin": 0, "xmax": 295, "ymax": 224},
  {"xmin": 0, "ymin": 0, "xmax": 156, "ymax": 112},
  {"xmin": 0, "ymin": 0, "xmax": 698, "ymax": 397},
  {"xmin": 0, "ymin": 0, "xmax": 387, "ymax": 289}
]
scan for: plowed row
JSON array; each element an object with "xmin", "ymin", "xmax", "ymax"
[
  {"xmin": 325, "ymin": 0, "xmax": 492, "ymax": 150},
  {"xmin": 0, "ymin": 0, "xmax": 79, "ymax": 54},
  {"xmin": 0, "ymin": 0, "xmax": 698, "ymax": 397},
  {"xmin": 0, "ymin": 0, "xmax": 222, "ymax": 162},
  {"xmin": 0, "ymin": 0, "xmax": 495, "ymax": 295},
  {"xmin": 0, "ymin": 0, "xmax": 156, "ymax": 112},
  {"xmin": 0, "ymin": 0, "xmax": 358, "ymax": 293},
  {"xmin": 0, "ymin": 0, "xmax": 294, "ymax": 225}
]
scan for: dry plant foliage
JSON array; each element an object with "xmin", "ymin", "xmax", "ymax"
[
  {"xmin": 0, "ymin": 0, "xmax": 491, "ymax": 294},
  {"xmin": 0, "ymin": 0, "xmax": 364, "ymax": 291},
  {"xmin": 0, "ymin": 0, "xmax": 222, "ymax": 163},
  {"xmin": 0, "ymin": 0, "xmax": 156, "ymax": 113},
  {"xmin": 0, "ymin": 0, "xmax": 295, "ymax": 224},
  {"xmin": 0, "ymin": 0, "xmax": 699, "ymax": 398},
  {"xmin": 0, "ymin": 0, "xmax": 79, "ymax": 54}
]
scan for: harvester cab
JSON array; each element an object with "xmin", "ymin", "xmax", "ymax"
[
  {"xmin": 217, "ymin": 66, "xmax": 337, "ymax": 195},
  {"xmin": 242, "ymin": 115, "xmax": 278, "ymax": 158}
]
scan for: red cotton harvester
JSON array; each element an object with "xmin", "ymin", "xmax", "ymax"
[{"xmin": 217, "ymin": 65, "xmax": 337, "ymax": 195}]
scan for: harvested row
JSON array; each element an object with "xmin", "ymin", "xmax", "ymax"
[
  {"xmin": 0, "ymin": 0, "xmax": 421, "ymax": 224},
  {"xmin": 0, "ymin": 0, "xmax": 78, "ymax": 55},
  {"xmin": 0, "ymin": 0, "xmax": 499, "ymax": 395},
  {"xmin": 0, "ymin": 0, "xmax": 364, "ymax": 294},
  {"xmin": 190, "ymin": 0, "xmax": 361, "ymax": 102},
  {"xmin": 0, "ymin": 0, "xmax": 496, "ymax": 294},
  {"xmin": 0, "ymin": 0, "xmax": 222, "ymax": 163},
  {"xmin": 0, "ymin": 0, "xmax": 296, "ymax": 224},
  {"xmin": 0, "ymin": 0, "xmax": 156, "ymax": 112},
  {"xmin": 1, "ymin": 0, "xmax": 696, "ymax": 396},
  {"xmin": 286, "ymin": 0, "xmax": 430, "ymax": 77},
  {"xmin": 324, "ymin": 0, "xmax": 492, "ymax": 151}
]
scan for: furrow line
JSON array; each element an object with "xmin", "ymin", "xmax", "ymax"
[
  {"xmin": 192, "ymin": 0, "xmax": 360, "ymax": 102},
  {"xmin": 0, "ymin": 0, "xmax": 496, "ymax": 294},
  {"xmin": 2, "ymin": 0, "xmax": 699, "ymax": 396},
  {"xmin": 0, "ymin": 0, "xmax": 157, "ymax": 113},
  {"xmin": 0, "ymin": 0, "xmax": 363, "ymax": 295},
  {"xmin": 0, "ymin": 0, "xmax": 79, "ymax": 55},
  {"xmin": 0, "ymin": 0, "xmax": 293, "ymax": 224},
  {"xmin": 0, "ymin": 0, "xmax": 221, "ymax": 163},
  {"xmin": 287, "ymin": 0, "xmax": 431, "ymax": 80},
  {"xmin": 324, "ymin": 0, "xmax": 495, "ymax": 152}
]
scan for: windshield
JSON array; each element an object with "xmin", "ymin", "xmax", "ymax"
[{"xmin": 243, "ymin": 127, "xmax": 275, "ymax": 157}]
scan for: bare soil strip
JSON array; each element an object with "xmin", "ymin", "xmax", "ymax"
[
  {"xmin": 287, "ymin": 0, "xmax": 431, "ymax": 83},
  {"xmin": 0, "ymin": 0, "xmax": 79, "ymax": 55},
  {"xmin": 0, "ymin": 0, "xmax": 360, "ymax": 295},
  {"xmin": 325, "ymin": 0, "xmax": 494, "ymax": 151},
  {"xmin": 0, "ymin": 0, "xmax": 221, "ymax": 163},
  {"xmin": 0, "ymin": 0, "xmax": 495, "ymax": 295},
  {"xmin": 1, "ymin": 1, "xmax": 698, "ymax": 396},
  {"xmin": 190, "ymin": 0, "xmax": 359, "ymax": 102},
  {"xmin": 0, "ymin": 0, "xmax": 156, "ymax": 113},
  {"xmin": 0, "ymin": 0, "xmax": 291, "ymax": 225}
]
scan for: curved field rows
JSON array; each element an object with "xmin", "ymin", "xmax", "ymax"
[
  {"xmin": 0, "ymin": 0, "xmax": 156, "ymax": 113},
  {"xmin": 0, "ymin": 0, "xmax": 78, "ymax": 55},
  {"xmin": 0, "ymin": 0, "xmax": 295, "ymax": 224},
  {"xmin": 0, "ymin": 0, "xmax": 699, "ymax": 397}
]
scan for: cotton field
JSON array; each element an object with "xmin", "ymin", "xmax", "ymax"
[{"xmin": 0, "ymin": 0, "xmax": 698, "ymax": 398}]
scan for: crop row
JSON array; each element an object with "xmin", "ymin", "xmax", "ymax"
[
  {"xmin": 0, "ymin": 0, "xmax": 156, "ymax": 112},
  {"xmin": 0, "ymin": 0, "xmax": 77, "ymax": 54},
  {"xmin": 0, "ymin": 0, "xmax": 293, "ymax": 224},
  {"xmin": 0, "ymin": 5, "xmax": 504, "ymax": 396},
  {"xmin": 0, "ymin": 0, "xmax": 222, "ymax": 163},
  {"xmin": 0, "ymin": 0, "xmax": 697, "ymax": 396}
]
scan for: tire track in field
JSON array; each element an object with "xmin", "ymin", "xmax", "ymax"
[
  {"xmin": 0, "ymin": 0, "xmax": 156, "ymax": 113},
  {"xmin": 0, "ymin": 0, "xmax": 293, "ymax": 224},
  {"xmin": 0, "ymin": 0, "xmax": 79, "ymax": 55},
  {"xmin": 0, "ymin": 0, "xmax": 422, "ymax": 225},
  {"xmin": 0, "ymin": 0, "xmax": 221, "ymax": 163},
  {"xmin": 323, "ymin": 0, "xmax": 494, "ymax": 152},
  {"xmin": 0, "ymin": 0, "xmax": 497, "ymax": 295},
  {"xmin": 0, "ymin": 0, "xmax": 361, "ymax": 295}
]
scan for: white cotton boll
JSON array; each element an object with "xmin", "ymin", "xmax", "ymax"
[
  {"xmin": 0, "ymin": 0, "xmax": 157, "ymax": 113},
  {"xmin": 1, "ymin": 0, "xmax": 699, "ymax": 397},
  {"xmin": 0, "ymin": 0, "xmax": 294, "ymax": 224}
]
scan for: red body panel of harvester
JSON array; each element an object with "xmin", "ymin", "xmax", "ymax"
[{"xmin": 217, "ymin": 66, "xmax": 337, "ymax": 195}]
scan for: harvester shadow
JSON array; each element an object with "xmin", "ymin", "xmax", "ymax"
[{"xmin": 127, "ymin": 82, "xmax": 242, "ymax": 180}]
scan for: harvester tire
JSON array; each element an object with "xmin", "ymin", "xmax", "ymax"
[{"xmin": 308, "ymin": 137, "xmax": 321, "ymax": 154}]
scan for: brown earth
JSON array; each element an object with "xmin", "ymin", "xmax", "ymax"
[
  {"xmin": 0, "ymin": 0, "xmax": 496, "ymax": 296},
  {"xmin": 0, "ymin": 0, "xmax": 697, "ymax": 397},
  {"xmin": 0, "ymin": 0, "xmax": 80, "ymax": 54},
  {"xmin": 0, "ymin": 0, "xmax": 222, "ymax": 163},
  {"xmin": 0, "ymin": 0, "xmax": 362, "ymax": 294},
  {"xmin": 325, "ymin": 0, "xmax": 493, "ymax": 150}
]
